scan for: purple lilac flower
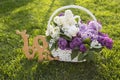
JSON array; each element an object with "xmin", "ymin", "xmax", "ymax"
[
  {"xmin": 97, "ymin": 36, "xmax": 105, "ymax": 46},
  {"xmin": 70, "ymin": 37, "xmax": 82, "ymax": 49},
  {"xmin": 80, "ymin": 30, "xmax": 98, "ymax": 40},
  {"xmin": 77, "ymin": 31, "xmax": 81, "ymax": 37},
  {"xmin": 97, "ymin": 36, "xmax": 113, "ymax": 49},
  {"xmin": 79, "ymin": 23, "xmax": 98, "ymax": 40},
  {"xmin": 79, "ymin": 44, "xmax": 87, "ymax": 53},
  {"xmin": 80, "ymin": 20, "xmax": 83, "ymax": 23},
  {"xmin": 79, "ymin": 24, "xmax": 87, "ymax": 32},
  {"xmin": 65, "ymin": 47, "xmax": 71, "ymax": 50},
  {"xmin": 78, "ymin": 24, "xmax": 88, "ymax": 40},
  {"xmin": 87, "ymin": 21, "xmax": 90, "ymax": 24},
  {"xmin": 98, "ymin": 32, "xmax": 108, "ymax": 37},
  {"xmin": 86, "ymin": 29, "xmax": 98, "ymax": 39},
  {"xmin": 58, "ymin": 38, "xmax": 68, "ymax": 50},
  {"xmin": 81, "ymin": 32, "xmax": 91, "ymax": 40},
  {"xmin": 59, "ymin": 13, "xmax": 64, "ymax": 16},
  {"xmin": 104, "ymin": 37, "xmax": 113, "ymax": 49},
  {"xmin": 88, "ymin": 21, "xmax": 102, "ymax": 31},
  {"xmin": 87, "ymin": 29, "xmax": 97, "ymax": 34},
  {"xmin": 98, "ymin": 32, "xmax": 111, "ymax": 46}
]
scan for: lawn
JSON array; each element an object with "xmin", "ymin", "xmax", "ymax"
[{"xmin": 0, "ymin": 0, "xmax": 120, "ymax": 80}]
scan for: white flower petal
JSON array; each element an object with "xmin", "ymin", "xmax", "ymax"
[
  {"xmin": 90, "ymin": 40, "xmax": 102, "ymax": 49},
  {"xmin": 54, "ymin": 16, "xmax": 62, "ymax": 25}
]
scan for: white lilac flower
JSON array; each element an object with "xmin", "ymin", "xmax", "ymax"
[
  {"xmin": 51, "ymin": 48, "xmax": 72, "ymax": 61},
  {"xmin": 90, "ymin": 40, "xmax": 102, "ymax": 49},
  {"xmin": 46, "ymin": 25, "xmax": 60, "ymax": 39},
  {"xmin": 62, "ymin": 25, "xmax": 79, "ymax": 38},
  {"xmin": 54, "ymin": 10, "xmax": 77, "ymax": 27},
  {"xmin": 52, "ymin": 27, "xmax": 60, "ymax": 39},
  {"xmin": 59, "ymin": 16, "xmax": 66, "ymax": 26},
  {"xmin": 54, "ymin": 16, "xmax": 62, "ymax": 25},
  {"xmin": 46, "ymin": 25, "xmax": 54, "ymax": 36},
  {"xmin": 64, "ymin": 10, "xmax": 76, "ymax": 26},
  {"xmin": 49, "ymin": 39, "xmax": 55, "ymax": 48}
]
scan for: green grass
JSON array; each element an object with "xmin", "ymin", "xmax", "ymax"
[{"xmin": 0, "ymin": 0, "xmax": 120, "ymax": 80}]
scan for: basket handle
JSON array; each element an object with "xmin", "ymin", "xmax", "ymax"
[{"xmin": 47, "ymin": 5, "xmax": 98, "ymax": 33}]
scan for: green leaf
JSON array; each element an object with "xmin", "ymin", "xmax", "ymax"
[
  {"xmin": 46, "ymin": 36, "xmax": 52, "ymax": 42},
  {"xmin": 85, "ymin": 51, "xmax": 96, "ymax": 62},
  {"xmin": 77, "ymin": 50, "xmax": 98, "ymax": 61},
  {"xmin": 75, "ymin": 18, "xmax": 79, "ymax": 23},
  {"xmin": 84, "ymin": 44, "xmax": 90, "ymax": 49},
  {"xmin": 52, "ymin": 22, "xmax": 58, "ymax": 27},
  {"xmin": 60, "ymin": 29, "xmax": 64, "ymax": 33},
  {"xmin": 78, "ymin": 52, "xmax": 88, "ymax": 61},
  {"xmin": 60, "ymin": 33, "xmax": 71, "ymax": 41},
  {"xmin": 90, "ymin": 48, "xmax": 102, "ymax": 53},
  {"xmin": 71, "ymin": 49, "xmax": 79, "ymax": 60},
  {"xmin": 54, "ymin": 41, "xmax": 58, "ymax": 50},
  {"xmin": 83, "ymin": 38, "xmax": 91, "ymax": 44},
  {"xmin": 50, "ymin": 43, "xmax": 55, "ymax": 51},
  {"xmin": 78, "ymin": 53, "xmax": 84, "ymax": 61}
]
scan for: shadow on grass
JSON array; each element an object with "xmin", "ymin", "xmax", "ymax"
[
  {"xmin": 0, "ymin": 0, "xmax": 56, "ymax": 48},
  {"xmin": 0, "ymin": 0, "xmax": 33, "ymax": 16},
  {"xmin": 0, "ymin": 9, "xmax": 34, "ymax": 57},
  {"xmin": 1, "ymin": 0, "xmax": 56, "ymax": 35},
  {"xmin": 0, "ymin": 0, "xmax": 35, "ymax": 51},
  {"xmin": 16, "ymin": 57, "xmax": 100, "ymax": 80},
  {"xmin": 33, "ymin": 61, "xmax": 100, "ymax": 80},
  {"xmin": 2, "ymin": 9, "xmax": 36, "ymax": 32}
]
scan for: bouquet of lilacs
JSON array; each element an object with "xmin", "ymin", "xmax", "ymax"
[{"xmin": 46, "ymin": 10, "xmax": 113, "ymax": 62}]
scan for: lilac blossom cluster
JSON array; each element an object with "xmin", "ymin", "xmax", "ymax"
[
  {"xmin": 58, "ymin": 21, "xmax": 113, "ymax": 53},
  {"xmin": 97, "ymin": 32, "xmax": 113, "ymax": 49}
]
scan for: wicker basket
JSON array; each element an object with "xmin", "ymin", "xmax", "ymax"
[{"xmin": 46, "ymin": 5, "xmax": 99, "ymax": 62}]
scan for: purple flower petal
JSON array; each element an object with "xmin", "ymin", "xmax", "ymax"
[
  {"xmin": 79, "ymin": 24, "xmax": 88, "ymax": 32},
  {"xmin": 88, "ymin": 21, "xmax": 102, "ymax": 31},
  {"xmin": 59, "ymin": 13, "xmax": 64, "ymax": 16},
  {"xmin": 97, "ymin": 36, "xmax": 113, "ymax": 49},
  {"xmin": 79, "ymin": 44, "xmax": 87, "ymax": 53},
  {"xmin": 70, "ymin": 37, "xmax": 82, "ymax": 49},
  {"xmin": 98, "ymin": 32, "xmax": 108, "ymax": 37},
  {"xmin": 58, "ymin": 38, "xmax": 68, "ymax": 50}
]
